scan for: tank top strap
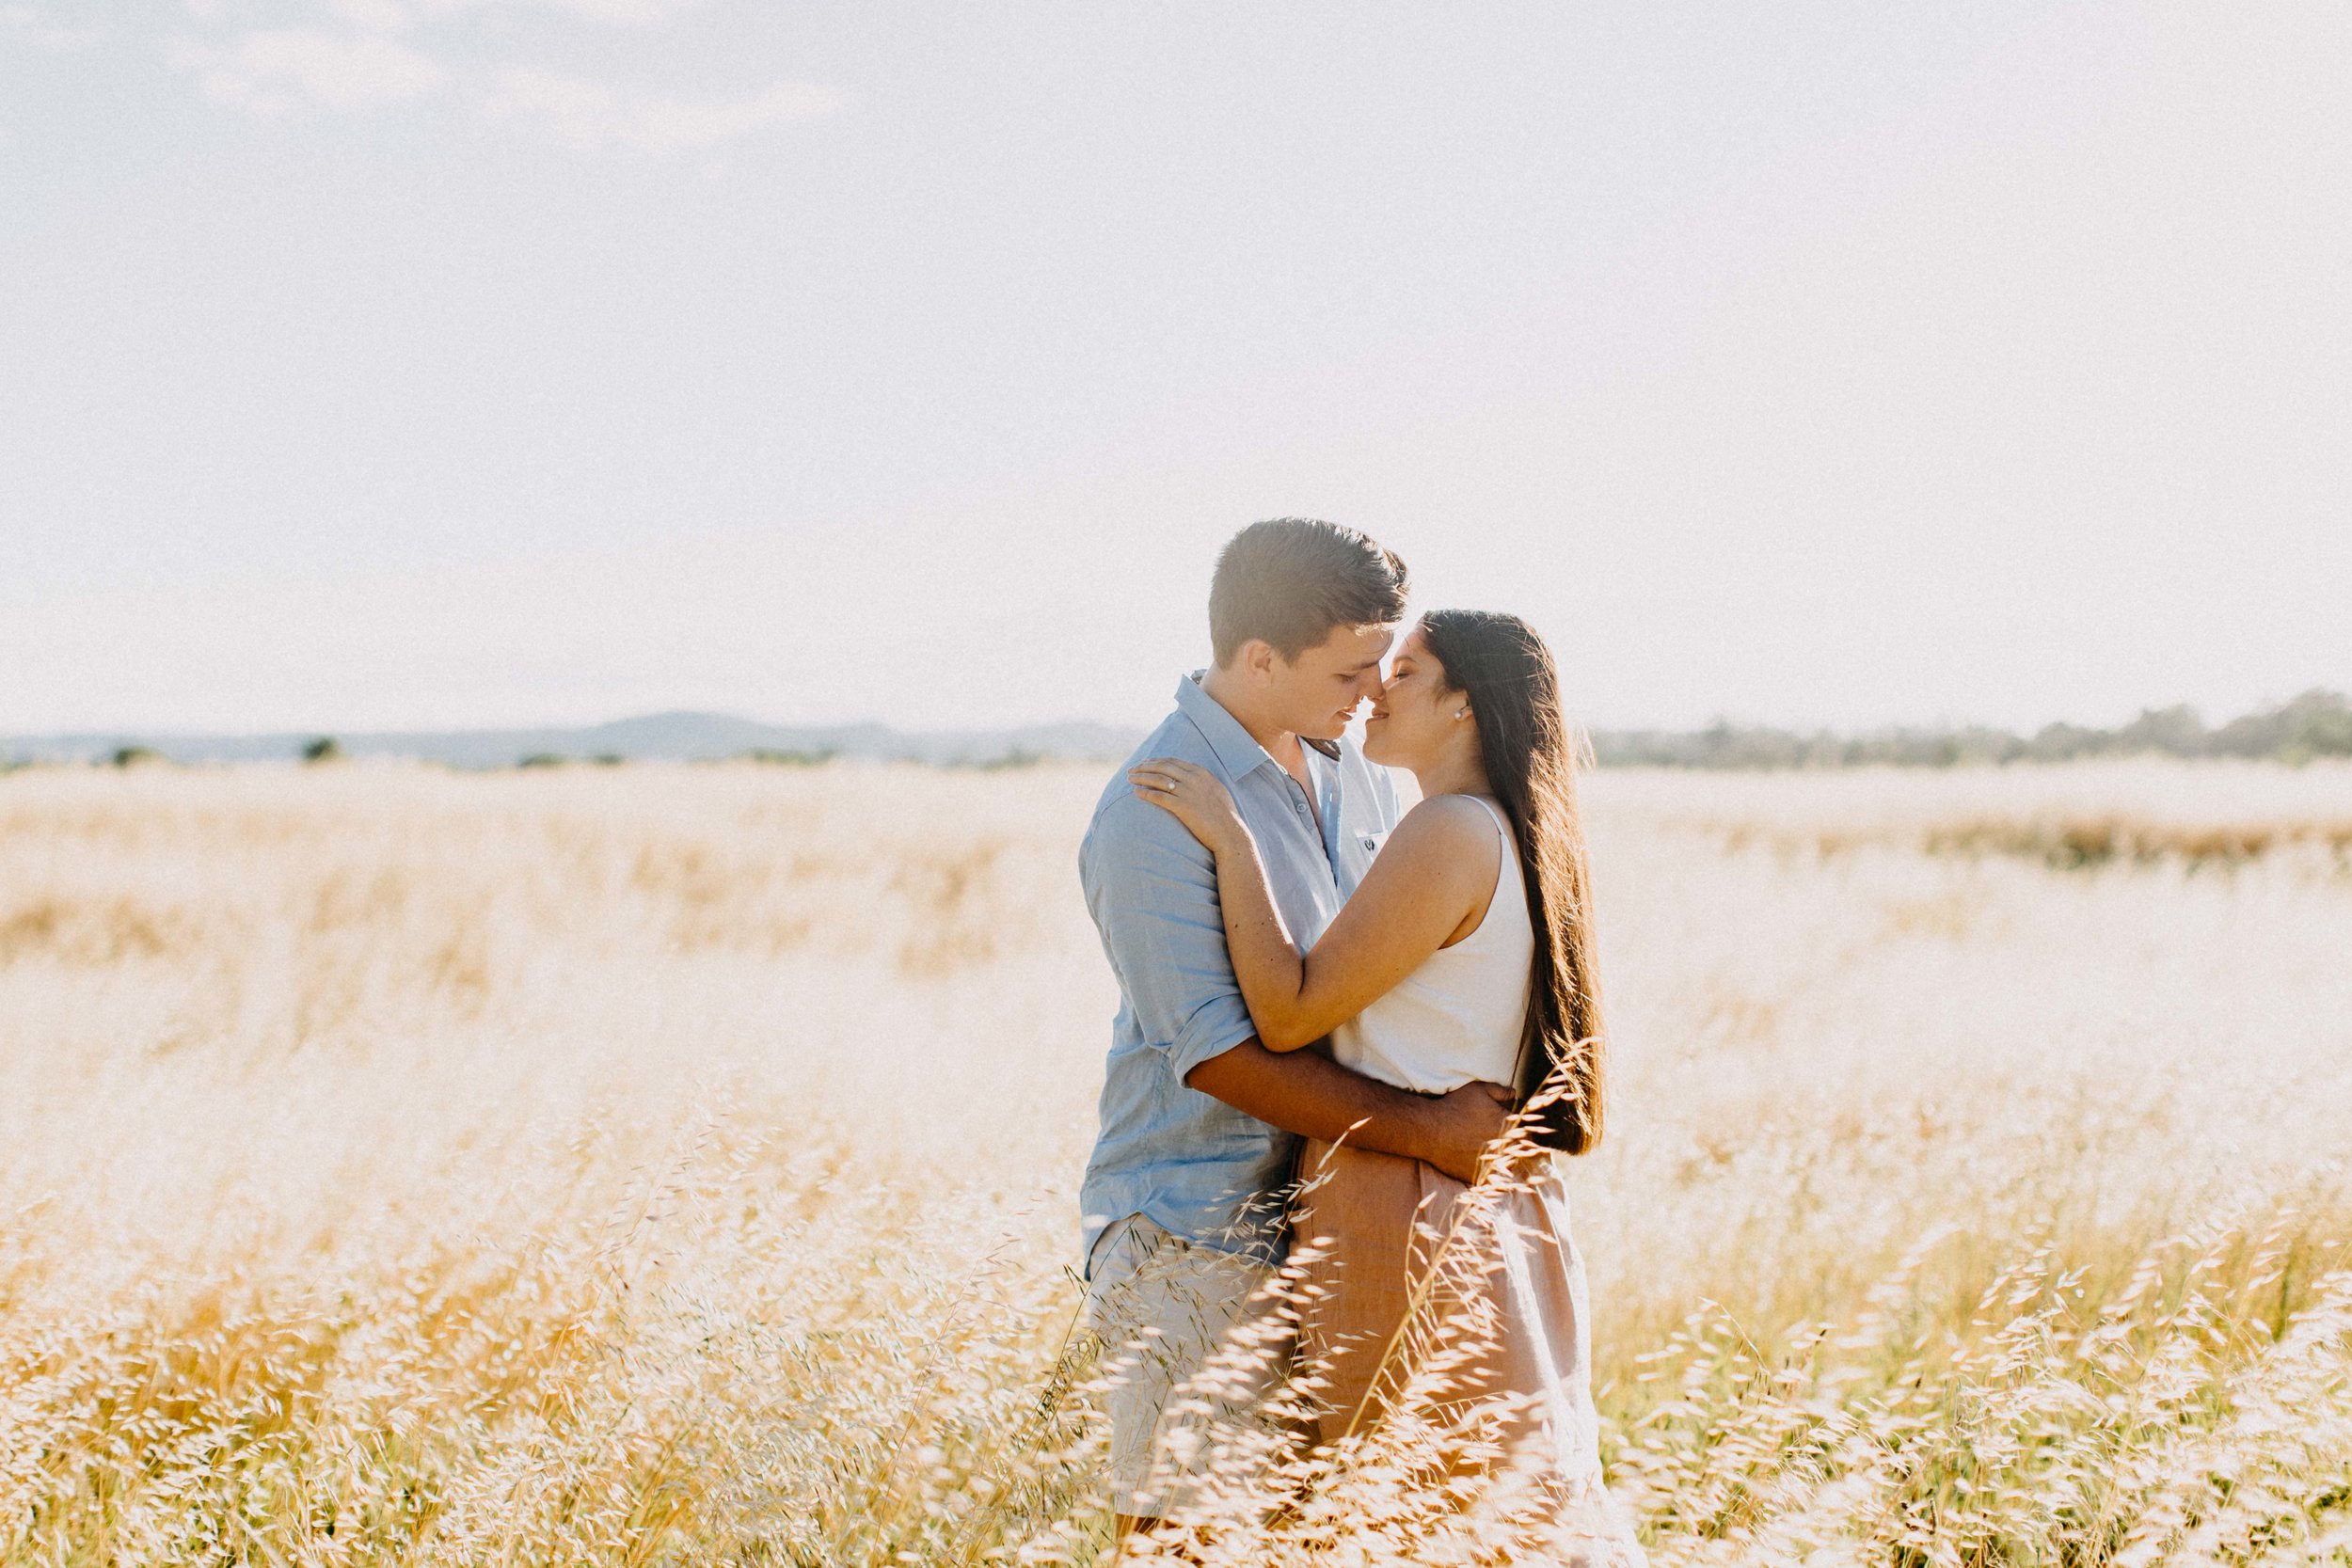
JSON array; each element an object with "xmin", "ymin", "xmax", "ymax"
[
  {"xmin": 1461, "ymin": 794, "xmax": 1524, "ymax": 942},
  {"xmin": 1467, "ymin": 794, "xmax": 1512, "ymax": 850}
]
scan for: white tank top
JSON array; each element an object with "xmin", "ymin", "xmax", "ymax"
[{"xmin": 1332, "ymin": 796, "xmax": 1534, "ymax": 1096}]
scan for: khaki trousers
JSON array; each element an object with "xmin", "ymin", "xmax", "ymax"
[{"xmin": 1082, "ymin": 1213, "xmax": 1295, "ymax": 1521}]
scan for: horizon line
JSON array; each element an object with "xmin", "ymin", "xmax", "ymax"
[{"xmin": 6, "ymin": 686, "xmax": 2347, "ymax": 746}]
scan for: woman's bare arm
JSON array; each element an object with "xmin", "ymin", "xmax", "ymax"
[{"xmin": 1129, "ymin": 762, "xmax": 1498, "ymax": 1049}]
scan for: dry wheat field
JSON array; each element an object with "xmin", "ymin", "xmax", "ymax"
[{"xmin": 2, "ymin": 759, "xmax": 2350, "ymax": 1566}]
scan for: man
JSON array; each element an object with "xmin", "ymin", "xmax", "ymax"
[{"xmin": 1078, "ymin": 517, "xmax": 1514, "ymax": 1534}]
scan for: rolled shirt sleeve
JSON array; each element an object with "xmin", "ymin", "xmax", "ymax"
[{"xmin": 1082, "ymin": 792, "xmax": 1260, "ymax": 1084}]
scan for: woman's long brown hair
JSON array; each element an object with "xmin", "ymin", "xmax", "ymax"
[{"xmin": 1416, "ymin": 609, "xmax": 1607, "ymax": 1154}]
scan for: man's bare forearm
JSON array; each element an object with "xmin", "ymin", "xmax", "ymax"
[
  {"xmin": 1184, "ymin": 1038, "xmax": 1509, "ymax": 1181},
  {"xmin": 1187, "ymin": 1038, "xmax": 1429, "ymax": 1149}
]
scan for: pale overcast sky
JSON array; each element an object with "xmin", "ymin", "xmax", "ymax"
[{"xmin": 4, "ymin": 2, "xmax": 2347, "ymax": 736}]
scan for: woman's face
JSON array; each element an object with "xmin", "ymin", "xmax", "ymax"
[{"xmin": 1361, "ymin": 625, "xmax": 1462, "ymax": 768}]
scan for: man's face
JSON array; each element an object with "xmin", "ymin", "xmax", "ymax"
[{"xmin": 1262, "ymin": 622, "xmax": 1397, "ymax": 742}]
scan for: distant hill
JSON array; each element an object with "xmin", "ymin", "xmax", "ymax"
[
  {"xmin": 8, "ymin": 690, "xmax": 2347, "ymax": 772},
  {"xmin": 0, "ymin": 711, "xmax": 1144, "ymax": 769}
]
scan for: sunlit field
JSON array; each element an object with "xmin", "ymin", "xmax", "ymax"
[{"xmin": 3, "ymin": 760, "xmax": 2349, "ymax": 1565}]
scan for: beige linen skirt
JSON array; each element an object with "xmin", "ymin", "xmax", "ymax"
[{"xmin": 1290, "ymin": 1136, "xmax": 1646, "ymax": 1562}]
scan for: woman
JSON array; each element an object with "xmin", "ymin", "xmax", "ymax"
[{"xmin": 1128, "ymin": 609, "xmax": 1643, "ymax": 1561}]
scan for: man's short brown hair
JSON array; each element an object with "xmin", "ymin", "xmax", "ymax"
[{"xmin": 1208, "ymin": 519, "xmax": 1409, "ymax": 666}]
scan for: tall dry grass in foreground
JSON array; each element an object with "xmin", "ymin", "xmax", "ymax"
[{"xmin": 1, "ymin": 760, "xmax": 2348, "ymax": 1564}]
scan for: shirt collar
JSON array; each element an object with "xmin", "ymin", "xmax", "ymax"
[{"xmin": 1174, "ymin": 673, "xmax": 1343, "ymax": 783}]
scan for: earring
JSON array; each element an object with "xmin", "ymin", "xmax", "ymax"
[{"xmin": 1455, "ymin": 709, "xmax": 1470, "ymax": 720}]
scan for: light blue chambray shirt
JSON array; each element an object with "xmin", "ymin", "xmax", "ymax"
[{"xmin": 1077, "ymin": 673, "xmax": 1403, "ymax": 1277}]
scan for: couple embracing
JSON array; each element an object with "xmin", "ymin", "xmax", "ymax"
[{"xmin": 1077, "ymin": 518, "xmax": 1645, "ymax": 1560}]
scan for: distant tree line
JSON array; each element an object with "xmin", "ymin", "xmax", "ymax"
[{"xmin": 1591, "ymin": 689, "xmax": 2352, "ymax": 769}]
